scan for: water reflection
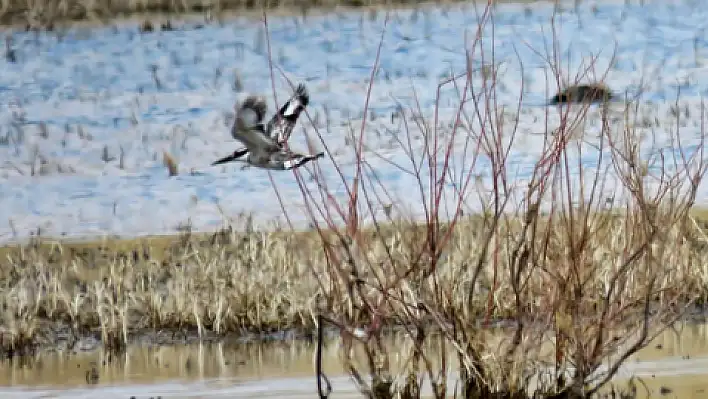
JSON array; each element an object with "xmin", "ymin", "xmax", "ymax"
[
  {"xmin": 1, "ymin": 323, "xmax": 708, "ymax": 397},
  {"xmin": 0, "ymin": 339, "xmax": 344, "ymax": 388}
]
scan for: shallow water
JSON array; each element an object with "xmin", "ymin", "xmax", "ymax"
[
  {"xmin": 0, "ymin": 340, "xmax": 357, "ymax": 398},
  {"xmin": 2, "ymin": 323, "xmax": 708, "ymax": 398},
  {"xmin": 2, "ymin": 0, "xmax": 708, "ymax": 243}
]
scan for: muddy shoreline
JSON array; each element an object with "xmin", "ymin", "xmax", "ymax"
[{"xmin": 9, "ymin": 308, "xmax": 707, "ymax": 360}]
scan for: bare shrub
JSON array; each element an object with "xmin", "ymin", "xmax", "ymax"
[{"xmin": 276, "ymin": 4, "xmax": 708, "ymax": 398}]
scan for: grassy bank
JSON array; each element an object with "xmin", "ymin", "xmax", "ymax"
[
  {"xmin": 1, "ymin": 209, "xmax": 707, "ymax": 357},
  {"xmin": 1, "ymin": 0, "xmax": 438, "ymax": 28},
  {"xmin": 0, "ymin": 0, "xmax": 600, "ymax": 29}
]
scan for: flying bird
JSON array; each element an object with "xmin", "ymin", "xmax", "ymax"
[{"xmin": 212, "ymin": 83, "xmax": 322, "ymax": 170}]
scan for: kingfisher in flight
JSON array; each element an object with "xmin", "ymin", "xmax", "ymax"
[{"xmin": 212, "ymin": 83, "xmax": 324, "ymax": 170}]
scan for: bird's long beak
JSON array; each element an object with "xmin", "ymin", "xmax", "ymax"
[
  {"xmin": 212, "ymin": 154, "xmax": 238, "ymax": 166},
  {"xmin": 211, "ymin": 149, "xmax": 248, "ymax": 166}
]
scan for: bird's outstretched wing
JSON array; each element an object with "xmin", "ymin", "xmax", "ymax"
[
  {"xmin": 231, "ymin": 96, "xmax": 280, "ymax": 153},
  {"xmin": 265, "ymin": 83, "xmax": 310, "ymax": 145},
  {"xmin": 281, "ymin": 151, "xmax": 324, "ymax": 170},
  {"xmin": 261, "ymin": 149, "xmax": 325, "ymax": 170}
]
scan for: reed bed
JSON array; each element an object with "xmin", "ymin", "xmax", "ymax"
[
  {"xmin": 2, "ymin": 0, "xmax": 466, "ymax": 28},
  {"xmin": 1, "ymin": 210, "xmax": 707, "ymax": 353}
]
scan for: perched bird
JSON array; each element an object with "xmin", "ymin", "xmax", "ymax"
[{"xmin": 212, "ymin": 83, "xmax": 323, "ymax": 170}]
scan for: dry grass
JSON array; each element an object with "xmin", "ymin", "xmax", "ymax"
[
  {"xmin": 0, "ymin": 218, "xmax": 321, "ymax": 356},
  {"xmin": 0, "ymin": 210, "xmax": 707, "ymax": 357},
  {"xmin": 0, "ymin": 0, "xmax": 596, "ymax": 29},
  {"xmin": 0, "ymin": 0, "xmax": 457, "ymax": 28}
]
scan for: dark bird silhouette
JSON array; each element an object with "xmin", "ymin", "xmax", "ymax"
[{"xmin": 548, "ymin": 84, "xmax": 615, "ymax": 105}]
